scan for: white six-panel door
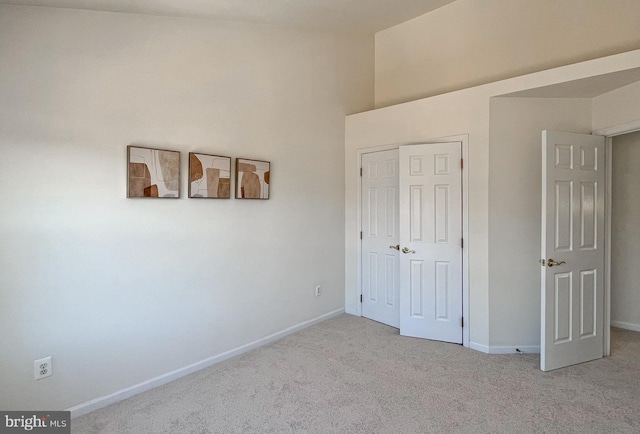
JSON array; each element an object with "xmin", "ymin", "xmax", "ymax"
[
  {"xmin": 541, "ymin": 130, "xmax": 605, "ymax": 371},
  {"xmin": 399, "ymin": 143, "xmax": 463, "ymax": 343},
  {"xmin": 361, "ymin": 150, "xmax": 400, "ymax": 327}
]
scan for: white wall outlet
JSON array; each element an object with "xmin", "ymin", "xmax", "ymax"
[
  {"xmin": 315, "ymin": 284, "xmax": 321, "ymax": 297},
  {"xmin": 34, "ymin": 356, "xmax": 52, "ymax": 380}
]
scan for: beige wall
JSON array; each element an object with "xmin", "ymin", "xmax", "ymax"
[
  {"xmin": 375, "ymin": 0, "xmax": 640, "ymax": 107},
  {"xmin": 488, "ymin": 97, "xmax": 592, "ymax": 348},
  {"xmin": 611, "ymin": 131, "xmax": 640, "ymax": 331},
  {"xmin": 593, "ymin": 81, "xmax": 640, "ymax": 132},
  {"xmin": 0, "ymin": 5, "xmax": 373, "ymax": 411}
]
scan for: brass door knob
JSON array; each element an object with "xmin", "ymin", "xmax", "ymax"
[
  {"xmin": 389, "ymin": 245, "xmax": 400, "ymax": 250},
  {"xmin": 402, "ymin": 247, "xmax": 416, "ymax": 254},
  {"xmin": 547, "ymin": 258, "xmax": 566, "ymax": 267}
]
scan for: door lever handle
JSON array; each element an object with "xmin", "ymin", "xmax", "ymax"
[
  {"xmin": 402, "ymin": 247, "xmax": 416, "ymax": 254},
  {"xmin": 389, "ymin": 245, "xmax": 400, "ymax": 250},
  {"xmin": 547, "ymin": 258, "xmax": 566, "ymax": 267}
]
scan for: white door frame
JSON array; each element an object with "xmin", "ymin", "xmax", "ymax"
[
  {"xmin": 594, "ymin": 119, "xmax": 640, "ymax": 357},
  {"xmin": 356, "ymin": 134, "xmax": 470, "ymax": 348}
]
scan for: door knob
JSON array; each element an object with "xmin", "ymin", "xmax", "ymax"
[
  {"xmin": 547, "ymin": 258, "xmax": 566, "ymax": 267},
  {"xmin": 402, "ymin": 247, "xmax": 416, "ymax": 254},
  {"xmin": 389, "ymin": 245, "xmax": 400, "ymax": 250}
]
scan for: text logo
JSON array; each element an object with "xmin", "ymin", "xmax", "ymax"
[{"xmin": 0, "ymin": 412, "xmax": 70, "ymax": 434}]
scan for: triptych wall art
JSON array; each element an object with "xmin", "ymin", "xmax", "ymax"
[{"xmin": 127, "ymin": 146, "xmax": 270, "ymax": 200}]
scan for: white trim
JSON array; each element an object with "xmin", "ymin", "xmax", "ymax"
[
  {"xmin": 469, "ymin": 342, "xmax": 540, "ymax": 354},
  {"xmin": 611, "ymin": 320, "xmax": 640, "ymax": 332},
  {"xmin": 594, "ymin": 119, "xmax": 640, "ymax": 137},
  {"xmin": 356, "ymin": 135, "xmax": 470, "ymax": 348},
  {"xmin": 460, "ymin": 135, "xmax": 470, "ymax": 349},
  {"xmin": 469, "ymin": 341, "xmax": 490, "ymax": 354},
  {"xmin": 359, "ymin": 143, "xmax": 404, "ymax": 154},
  {"xmin": 604, "ymin": 137, "xmax": 612, "ymax": 357},
  {"xmin": 487, "ymin": 345, "xmax": 541, "ymax": 355},
  {"xmin": 345, "ymin": 307, "xmax": 359, "ymax": 316},
  {"xmin": 66, "ymin": 308, "xmax": 344, "ymax": 418}
]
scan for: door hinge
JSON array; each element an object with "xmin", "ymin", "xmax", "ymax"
[
  {"xmin": 461, "ymin": 159, "xmax": 463, "ymax": 169},
  {"xmin": 461, "ymin": 238, "xmax": 464, "ymax": 248},
  {"xmin": 360, "ymin": 167, "xmax": 362, "ymax": 177},
  {"xmin": 360, "ymin": 294, "xmax": 363, "ymax": 303},
  {"xmin": 461, "ymin": 317, "xmax": 464, "ymax": 328},
  {"xmin": 360, "ymin": 231, "xmax": 363, "ymax": 239}
]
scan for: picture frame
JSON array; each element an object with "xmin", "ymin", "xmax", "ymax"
[
  {"xmin": 236, "ymin": 158, "xmax": 270, "ymax": 199},
  {"xmin": 127, "ymin": 146, "xmax": 180, "ymax": 198},
  {"xmin": 188, "ymin": 153, "xmax": 232, "ymax": 199}
]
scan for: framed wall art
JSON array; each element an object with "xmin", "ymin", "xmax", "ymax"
[
  {"xmin": 188, "ymin": 153, "xmax": 231, "ymax": 199},
  {"xmin": 236, "ymin": 158, "xmax": 270, "ymax": 199},
  {"xmin": 127, "ymin": 146, "xmax": 180, "ymax": 198}
]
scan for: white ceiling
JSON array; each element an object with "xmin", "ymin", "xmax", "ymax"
[{"xmin": 0, "ymin": 0, "xmax": 456, "ymax": 33}]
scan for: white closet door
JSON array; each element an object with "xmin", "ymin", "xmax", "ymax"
[
  {"xmin": 361, "ymin": 149, "xmax": 400, "ymax": 328},
  {"xmin": 399, "ymin": 142, "xmax": 463, "ymax": 343}
]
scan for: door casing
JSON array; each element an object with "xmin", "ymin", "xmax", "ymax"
[
  {"xmin": 356, "ymin": 134, "xmax": 470, "ymax": 348},
  {"xmin": 594, "ymin": 119, "xmax": 640, "ymax": 357}
]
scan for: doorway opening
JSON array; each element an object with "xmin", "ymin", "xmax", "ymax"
[{"xmin": 608, "ymin": 130, "xmax": 640, "ymax": 354}]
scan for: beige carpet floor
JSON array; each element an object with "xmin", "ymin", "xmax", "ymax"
[{"xmin": 72, "ymin": 314, "xmax": 640, "ymax": 433}]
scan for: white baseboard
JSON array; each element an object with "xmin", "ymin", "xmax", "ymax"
[
  {"xmin": 469, "ymin": 341, "xmax": 490, "ymax": 353},
  {"xmin": 487, "ymin": 345, "xmax": 540, "ymax": 354},
  {"xmin": 469, "ymin": 341, "xmax": 540, "ymax": 354},
  {"xmin": 611, "ymin": 320, "xmax": 640, "ymax": 332},
  {"xmin": 345, "ymin": 307, "xmax": 359, "ymax": 316},
  {"xmin": 67, "ymin": 308, "xmax": 344, "ymax": 418}
]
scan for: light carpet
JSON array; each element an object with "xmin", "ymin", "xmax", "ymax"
[{"xmin": 72, "ymin": 314, "xmax": 640, "ymax": 433}]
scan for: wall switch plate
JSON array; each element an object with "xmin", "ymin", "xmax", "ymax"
[
  {"xmin": 315, "ymin": 284, "xmax": 321, "ymax": 297},
  {"xmin": 34, "ymin": 356, "xmax": 52, "ymax": 380}
]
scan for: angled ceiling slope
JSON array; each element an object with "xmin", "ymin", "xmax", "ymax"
[
  {"xmin": 498, "ymin": 68, "xmax": 640, "ymax": 99},
  {"xmin": 0, "ymin": 0, "xmax": 456, "ymax": 33}
]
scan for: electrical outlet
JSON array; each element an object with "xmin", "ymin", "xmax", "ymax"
[
  {"xmin": 315, "ymin": 284, "xmax": 321, "ymax": 297},
  {"xmin": 34, "ymin": 356, "xmax": 52, "ymax": 380}
]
